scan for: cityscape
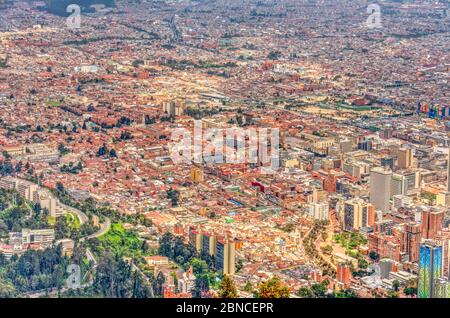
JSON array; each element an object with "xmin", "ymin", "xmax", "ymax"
[{"xmin": 0, "ymin": 0, "xmax": 449, "ymax": 300}]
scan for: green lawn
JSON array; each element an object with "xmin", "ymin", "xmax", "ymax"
[
  {"xmin": 93, "ymin": 223, "xmax": 143, "ymax": 258},
  {"xmin": 46, "ymin": 100, "xmax": 62, "ymax": 107},
  {"xmin": 66, "ymin": 212, "xmax": 81, "ymax": 229}
]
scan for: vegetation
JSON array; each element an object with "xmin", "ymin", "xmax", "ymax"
[
  {"xmin": 333, "ymin": 232, "xmax": 368, "ymax": 251},
  {"xmin": 218, "ymin": 275, "xmax": 238, "ymax": 298},
  {"xmin": 254, "ymin": 276, "xmax": 290, "ymax": 298},
  {"xmin": 0, "ymin": 190, "xmax": 50, "ymax": 233},
  {"xmin": 92, "ymin": 252, "xmax": 153, "ymax": 298},
  {"xmin": 0, "ymin": 246, "xmax": 68, "ymax": 296},
  {"xmin": 303, "ymin": 220, "xmax": 335, "ymax": 276},
  {"xmin": 89, "ymin": 223, "xmax": 143, "ymax": 259},
  {"xmin": 297, "ymin": 280, "xmax": 357, "ymax": 298},
  {"xmin": 158, "ymin": 233, "xmax": 219, "ymax": 297},
  {"xmin": 60, "ymin": 161, "xmax": 83, "ymax": 174},
  {"xmin": 46, "ymin": 100, "xmax": 62, "ymax": 107}
]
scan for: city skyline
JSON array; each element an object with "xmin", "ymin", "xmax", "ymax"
[{"xmin": 0, "ymin": 0, "xmax": 448, "ymax": 301}]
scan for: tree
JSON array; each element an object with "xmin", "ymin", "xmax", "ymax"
[
  {"xmin": 194, "ymin": 273, "xmax": 210, "ymax": 297},
  {"xmin": 152, "ymin": 271, "xmax": 165, "ymax": 297},
  {"xmin": 218, "ymin": 275, "xmax": 238, "ymax": 298},
  {"xmin": 55, "ymin": 216, "xmax": 70, "ymax": 239},
  {"xmin": 404, "ymin": 287, "xmax": 417, "ymax": 296},
  {"xmin": 393, "ymin": 280, "xmax": 400, "ymax": 292},
  {"xmin": 369, "ymin": 251, "xmax": 380, "ymax": 262},
  {"xmin": 94, "ymin": 253, "xmax": 135, "ymax": 298},
  {"xmin": 297, "ymin": 286, "xmax": 314, "ymax": 298},
  {"xmin": 311, "ymin": 282, "xmax": 327, "ymax": 297},
  {"xmin": 334, "ymin": 289, "xmax": 357, "ymax": 298},
  {"xmin": 15, "ymin": 161, "xmax": 22, "ymax": 173},
  {"xmin": 97, "ymin": 144, "xmax": 108, "ymax": 157},
  {"xmin": 254, "ymin": 276, "xmax": 290, "ymax": 298},
  {"xmin": 358, "ymin": 258, "xmax": 369, "ymax": 269},
  {"xmin": 56, "ymin": 182, "xmax": 65, "ymax": 194},
  {"xmin": 243, "ymin": 281, "xmax": 253, "ymax": 293},
  {"xmin": 0, "ymin": 280, "xmax": 17, "ymax": 298}
]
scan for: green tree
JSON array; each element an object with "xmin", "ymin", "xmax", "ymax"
[
  {"xmin": 404, "ymin": 287, "xmax": 417, "ymax": 296},
  {"xmin": 218, "ymin": 275, "xmax": 238, "ymax": 298},
  {"xmin": 393, "ymin": 280, "xmax": 400, "ymax": 292},
  {"xmin": 243, "ymin": 281, "xmax": 253, "ymax": 293},
  {"xmin": 55, "ymin": 216, "xmax": 70, "ymax": 239},
  {"xmin": 254, "ymin": 276, "xmax": 290, "ymax": 298},
  {"xmin": 0, "ymin": 280, "xmax": 16, "ymax": 298},
  {"xmin": 369, "ymin": 251, "xmax": 380, "ymax": 262},
  {"xmin": 297, "ymin": 286, "xmax": 314, "ymax": 298}
]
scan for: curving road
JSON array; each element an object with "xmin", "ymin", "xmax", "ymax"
[
  {"xmin": 81, "ymin": 217, "xmax": 111, "ymax": 242},
  {"xmin": 17, "ymin": 178, "xmax": 111, "ymax": 241}
]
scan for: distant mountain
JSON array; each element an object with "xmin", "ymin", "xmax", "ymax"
[{"xmin": 44, "ymin": 0, "xmax": 115, "ymax": 16}]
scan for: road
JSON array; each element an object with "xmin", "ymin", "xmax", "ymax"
[
  {"xmin": 60, "ymin": 202, "xmax": 89, "ymax": 225},
  {"xmin": 17, "ymin": 178, "xmax": 111, "ymax": 241},
  {"xmin": 13, "ymin": 178, "xmax": 115, "ymax": 297},
  {"xmin": 81, "ymin": 217, "xmax": 111, "ymax": 242}
]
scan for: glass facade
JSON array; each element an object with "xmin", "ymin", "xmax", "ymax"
[{"xmin": 418, "ymin": 243, "xmax": 443, "ymax": 298}]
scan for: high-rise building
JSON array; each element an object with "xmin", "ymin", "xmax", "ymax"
[
  {"xmin": 162, "ymin": 100, "xmax": 185, "ymax": 117},
  {"xmin": 380, "ymin": 156, "xmax": 394, "ymax": 171},
  {"xmin": 418, "ymin": 240, "xmax": 443, "ymax": 298},
  {"xmin": 215, "ymin": 239, "xmax": 236, "ymax": 275},
  {"xmin": 397, "ymin": 147, "xmax": 413, "ymax": 169},
  {"xmin": 379, "ymin": 258, "xmax": 394, "ymax": 279},
  {"xmin": 370, "ymin": 167, "xmax": 392, "ymax": 213},
  {"xmin": 201, "ymin": 232, "xmax": 217, "ymax": 256},
  {"xmin": 421, "ymin": 209, "xmax": 444, "ymax": 240},
  {"xmin": 379, "ymin": 127, "xmax": 393, "ymax": 140},
  {"xmin": 308, "ymin": 202, "xmax": 329, "ymax": 221},
  {"xmin": 391, "ymin": 171, "xmax": 417, "ymax": 196},
  {"xmin": 357, "ymin": 140, "xmax": 372, "ymax": 151},
  {"xmin": 188, "ymin": 226, "xmax": 202, "ymax": 252},
  {"xmin": 434, "ymin": 278, "xmax": 450, "ymax": 298},
  {"xmin": 191, "ymin": 167, "xmax": 204, "ymax": 183},
  {"xmin": 343, "ymin": 198, "xmax": 375, "ymax": 231},
  {"xmin": 336, "ymin": 263, "xmax": 352, "ymax": 288},
  {"xmin": 436, "ymin": 192, "xmax": 450, "ymax": 207},
  {"xmin": 406, "ymin": 223, "xmax": 422, "ymax": 262}
]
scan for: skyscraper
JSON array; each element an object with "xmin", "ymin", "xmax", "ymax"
[
  {"xmin": 215, "ymin": 239, "xmax": 236, "ymax": 275},
  {"xmin": 397, "ymin": 147, "xmax": 412, "ymax": 169},
  {"xmin": 434, "ymin": 278, "xmax": 450, "ymax": 298},
  {"xmin": 370, "ymin": 167, "xmax": 392, "ymax": 213},
  {"xmin": 406, "ymin": 223, "xmax": 421, "ymax": 262},
  {"xmin": 421, "ymin": 209, "xmax": 444, "ymax": 240},
  {"xmin": 202, "ymin": 231, "xmax": 217, "ymax": 256},
  {"xmin": 343, "ymin": 198, "xmax": 375, "ymax": 231},
  {"xmin": 418, "ymin": 240, "xmax": 443, "ymax": 298},
  {"xmin": 189, "ymin": 226, "xmax": 203, "ymax": 252},
  {"xmin": 336, "ymin": 263, "xmax": 352, "ymax": 288},
  {"xmin": 191, "ymin": 167, "xmax": 204, "ymax": 183}
]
